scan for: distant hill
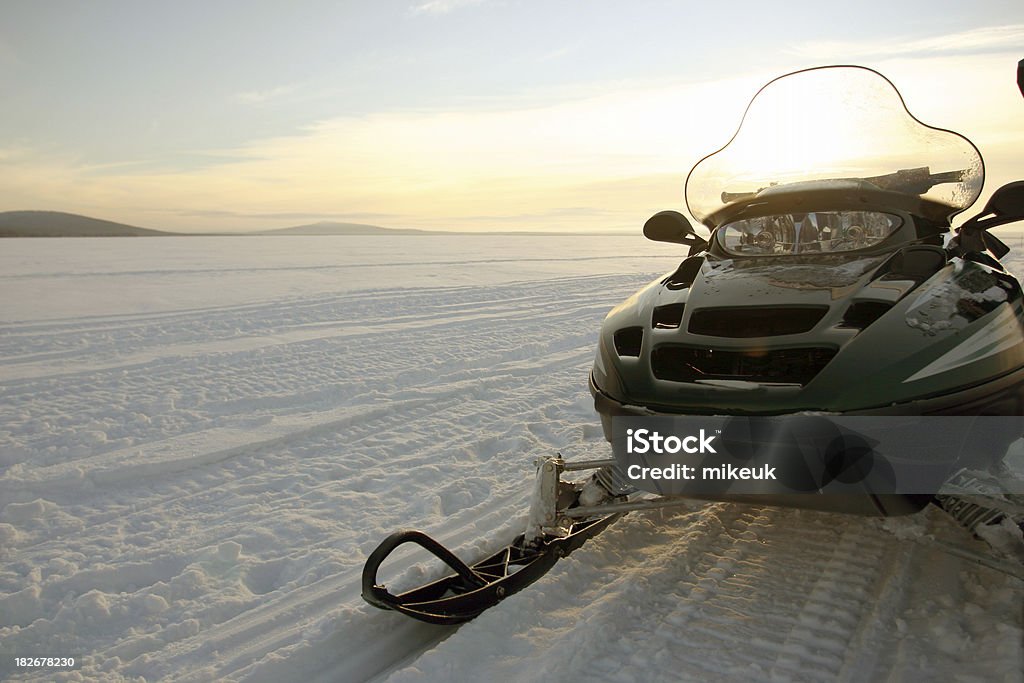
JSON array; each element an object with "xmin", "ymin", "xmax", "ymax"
[
  {"xmin": 0, "ymin": 211, "xmax": 636, "ymax": 237},
  {"xmin": 0, "ymin": 211, "xmax": 170, "ymax": 237},
  {"xmin": 261, "ymin": 221, "xmax": 428, "ymax": 236}
]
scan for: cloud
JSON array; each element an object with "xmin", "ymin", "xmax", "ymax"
[
  {"xmin": 233, "ymin": 84, "xmax": 299, "ymax": 105},
  {"xmin": 0, "ymin": 145, "xmax": 33, "ymax": 163},
  {"xmin": 791, "ymin": 24, "xmax": 1024, "ymax": 61},
  {"xmin": 454, "ymin": 206, "xmax": 620, "ymax": 222},
  {"xmin": 411, "ymin": 0, "xmax": 484, "ymax": 15},
  {"xmin": 3, "ymin": 51, "xmax": 1022, "ymax": 233},
  {"xmin": 0, "ymin": 72, "xmax": 803, "ymax": 231},
  {"xmin": 537, "ymin": 45, "xmax": 574, "ymax": 63}
]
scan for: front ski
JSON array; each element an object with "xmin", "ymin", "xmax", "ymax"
[
  {"xmin": 361, "ymin": 514, "xmax": 619, "ymax": 625},
  {"xmin": 361, "ymin": 453, "xmax": 713, "ymax": 624}
]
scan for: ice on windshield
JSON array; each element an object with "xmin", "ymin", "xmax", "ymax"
[{"xmin": 685, "ymin": 66, "xmax": 984, "ymax": 226}]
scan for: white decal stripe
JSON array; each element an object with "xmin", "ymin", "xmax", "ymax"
[{"xmin": 903, "ymin": 306, "xmax": 1024, "ymax": 383}]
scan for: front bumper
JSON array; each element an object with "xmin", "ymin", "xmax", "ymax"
[
  {"xmin": 588, "ymin": 368, "xmax": 1024, "ymax": 517},
  {"xmin": 590, "ymin": 365, "xmax": 1024, "ymax": 423}
]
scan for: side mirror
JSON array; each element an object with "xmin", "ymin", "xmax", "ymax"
[
  {"xmin": 973, "ymin": 181, "xmax": 1024, "ymax": 225},
  {"xmin": 643, "ymin": 210, "xmax": 709, "ymax": 255},
  {"xmin": 951, "ymin": 181, "xmax": 1024, "ymax": 261}
]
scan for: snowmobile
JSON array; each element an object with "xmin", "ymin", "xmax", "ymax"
[{"xmin": 362, "ymin": 65, "xmax": 1024, "ymax": 624}]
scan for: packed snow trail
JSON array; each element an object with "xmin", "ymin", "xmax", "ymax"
[
  {"xmin": 380, "ymin": 504, "xmax": 1023, "ymax": 683},
  {"xmin": 0, "ymin": 236, "xmax": 1021, "ymax": 682}
]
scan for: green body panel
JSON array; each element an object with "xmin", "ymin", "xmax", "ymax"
[{"xmin": 594, "ymin": 232, "xmax": 1024, "ymax": 416}]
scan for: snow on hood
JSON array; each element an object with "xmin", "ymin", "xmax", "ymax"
[{"xmin": 703, "ymin": 256, "xmax": 886, "ymax": 291}]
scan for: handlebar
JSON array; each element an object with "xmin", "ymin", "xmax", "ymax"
[{"xmin": 720, "ymin": 167, "xmax": 966, "ymax": 204}]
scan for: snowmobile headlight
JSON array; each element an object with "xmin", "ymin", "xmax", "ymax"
[
  {"xmin": 754, "ymin": 230, "xmax": 776, "ymax": 251},
  {"xmin": 718, "ymin": 211, "xmax": 901, "ymax": 255}
]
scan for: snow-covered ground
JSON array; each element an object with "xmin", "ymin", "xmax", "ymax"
[{"xmin": 0, "ymin": 234, "xmax": 1022, "ymax": 682}]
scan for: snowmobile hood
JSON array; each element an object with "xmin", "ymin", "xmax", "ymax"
[
  {"xmin": 692, "ymin": 255, "xmax": 888, "ymax": 301},
  {"xmin": 594, "ymin": 250, "xmax": 1024, "ymax": 415}
]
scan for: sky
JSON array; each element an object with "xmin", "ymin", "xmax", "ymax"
[{"xmin": 0, "ymin": 1, "xmax": 1022, "ymax": 233}]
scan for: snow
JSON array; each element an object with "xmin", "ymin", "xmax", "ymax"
[{"xmin": 0, "ymin": 234, "xmax": 1022, "ymax": 682}]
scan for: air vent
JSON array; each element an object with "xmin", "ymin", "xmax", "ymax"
[
  {"xmin": 688, "ymin": 307, "xmax": 828, "ymax": 337},
  {"xmin": 663, "ymin": 257, "xmax": 704, "ymax": 290},
  {"xmin": 651, "ymin": 346, "xmax": 837, "ymax": 385},
  {"xmin": 652, "ymin": 303, "xmax": 686, "ymax": 329},
  {"xmin": 839, "ymin": 301, "xmax": 893, "ymax": 330},
  {"xmin": 613, "ymin": 327, "xmax": 643, "ymax": 357}
]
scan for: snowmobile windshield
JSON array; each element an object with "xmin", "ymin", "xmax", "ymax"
[
  {"xmin": 718, "ymin": 210, "xmax": 901, "ymax": 255},
  {"xmin": 685, "ymin": 66, "xmax": 984, "ymax": 228}
]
